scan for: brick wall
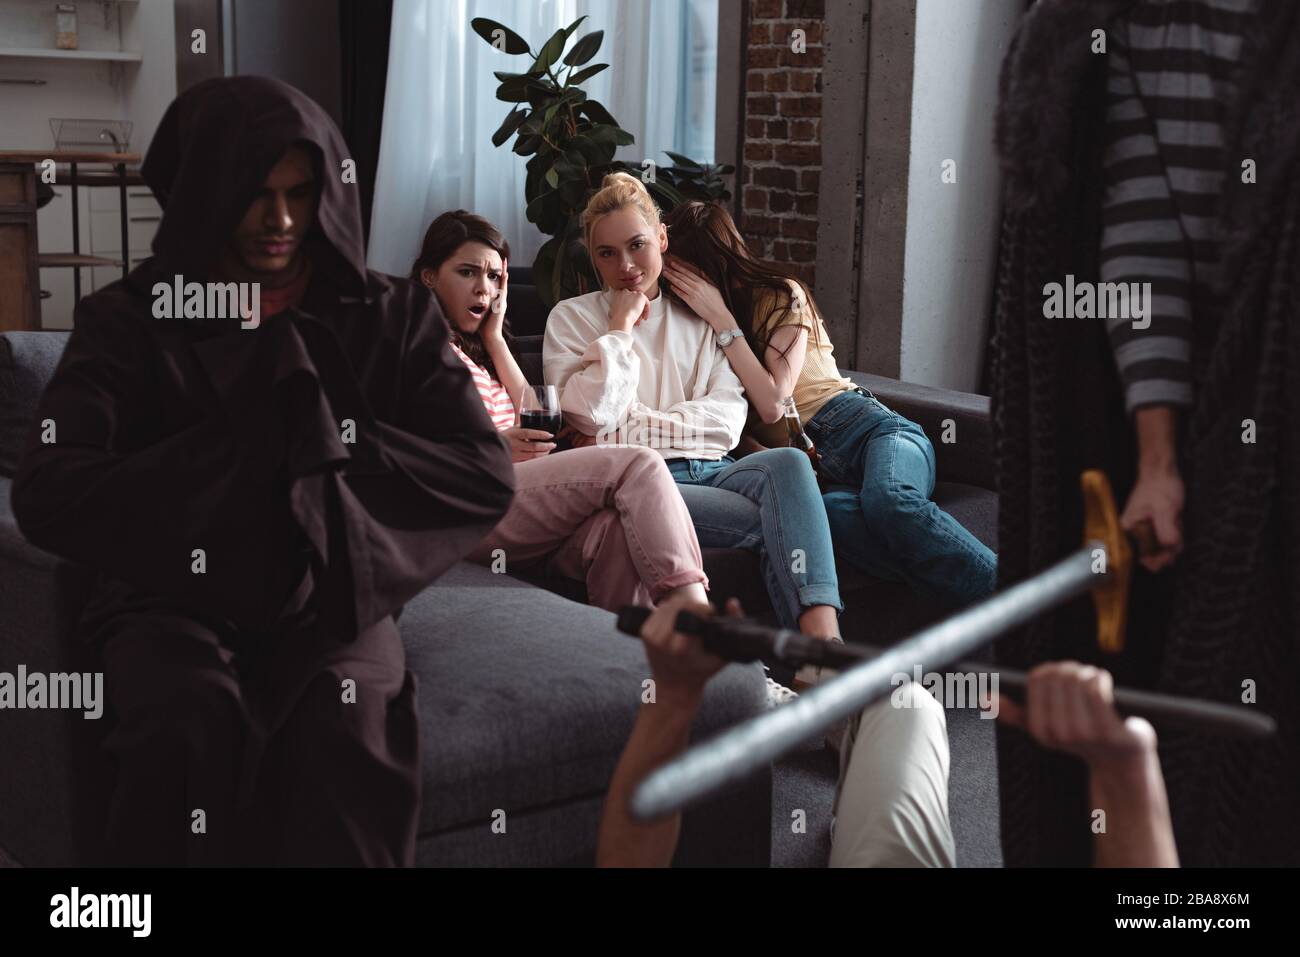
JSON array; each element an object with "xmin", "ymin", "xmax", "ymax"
[{"xmin": 740, "ymin": 0, "xmax": 825, "ymax": 285}]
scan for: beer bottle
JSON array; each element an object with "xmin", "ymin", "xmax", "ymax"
[{"xmin": 782, "ymin": 396, "xmax": 819, "ymax": 474}]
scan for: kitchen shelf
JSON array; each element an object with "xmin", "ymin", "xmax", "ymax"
[
  {"xmin": 39, "ymin": 253, "xmax": 124, "ymax": 269},
  {"xmin": 0, "ymin": 47, "xmax": 141, "ymax": 62}
]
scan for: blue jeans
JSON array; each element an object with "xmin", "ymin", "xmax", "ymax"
[
  {"xmin": 807, "ymin": 388, "xmax": 996, "ymax": 609},
  {"xmin": 666, "ymin": 448, "xmax": 843, "ymax": 629}
]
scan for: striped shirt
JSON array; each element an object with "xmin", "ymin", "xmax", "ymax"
[
  {"xmin": 1100, "ymin": 0, "xmax": 1256, "ymax": 412},
  {"xmin": 450, "ymin": 341, "xmax": 515, "ymax": 432}
]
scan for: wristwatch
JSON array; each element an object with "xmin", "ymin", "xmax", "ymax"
[{"xmin": 716, "ymin": 328, "xmax": 744, "ymax": 347}]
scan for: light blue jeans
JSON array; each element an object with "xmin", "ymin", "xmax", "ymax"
[
  {"xmin": 666, "ymin": 448, "xmax": 843, "ymax": 629},
  {"xmin": 808, "ymin": 388, "xmax": 996, "ymax": 609}
]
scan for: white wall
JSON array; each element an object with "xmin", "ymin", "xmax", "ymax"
[
  {"xmin": 898, "ymin": 0, "xmax": 1020, "ymax": 392},
  {"xmin": 0, "ymin": 0, "xmax": 175, "ymax": 153},
  {"xmin": 122, "ymin": 0, "xmax": 179, "ymax": 153}
]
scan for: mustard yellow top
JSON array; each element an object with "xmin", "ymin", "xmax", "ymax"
[{"xmin": 745, "ymin": 281, "xmax": 856, "ymax": 447}]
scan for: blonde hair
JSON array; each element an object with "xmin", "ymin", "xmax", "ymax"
[{"xmin": 581, "ymin": 172, "xmax": 662, "ymax": 255}]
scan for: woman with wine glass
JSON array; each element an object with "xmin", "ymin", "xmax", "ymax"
[{"xmin": 412, "ymin": 210, "xmax": 710, "ymax": 613}]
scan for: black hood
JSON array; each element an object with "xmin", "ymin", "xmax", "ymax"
[{"xmin": 141, "ymin": 75, "xmax": 367, "ymax": 291}]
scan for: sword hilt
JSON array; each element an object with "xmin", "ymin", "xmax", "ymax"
[{"xmin": 1082, "ymin": 469, "xmax": 1143, "ymax": 654}]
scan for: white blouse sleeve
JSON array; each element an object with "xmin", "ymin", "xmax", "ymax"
[{"xmin": 542, "ymin": 302, "xmax": 640, "ymax": 435}]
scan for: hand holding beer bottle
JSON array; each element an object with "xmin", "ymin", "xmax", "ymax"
[{"xmin": 782, "ymin": 396, "xmax": 825, "ymax": 490}]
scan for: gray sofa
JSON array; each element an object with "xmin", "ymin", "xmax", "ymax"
[
  {"xmin": 0, "ymin": 312, "xmax": 998, "ymax": 867},
  {"xmin": 490, "ymin": 266, "xmax": 998, "ymax": 643},
  {"xmin": 0, "ymin": 330, "xmax": 771, "ymax": 867}
]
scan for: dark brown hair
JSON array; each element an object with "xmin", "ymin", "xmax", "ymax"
[
  {"xmin": 662, "ymin": 201, "xmax": 820, "ymax": 370},
  {"xmin": 411, "ymin": 210, "xmax": 513, "ymax": 380}
]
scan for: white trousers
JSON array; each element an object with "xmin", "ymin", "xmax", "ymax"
[{"xmin": 829, "ymin": 681, "xmax": 956, "ymax": 868}]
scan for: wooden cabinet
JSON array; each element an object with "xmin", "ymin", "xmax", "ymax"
[
  {"xmin": 0, "ymin": 162, "xmax": 40, "ymax": 332},
  {"xmin": 0, "ymin": 151, "xmax": 147, "ymax": 330}
]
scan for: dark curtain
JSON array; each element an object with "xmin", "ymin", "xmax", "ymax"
[{"xmin": 338, "ymin": 0, "xmax": 394, "ymax": 245}]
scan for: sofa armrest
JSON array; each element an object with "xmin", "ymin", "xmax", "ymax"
[
  {"xmin": 0, "ymin": 477, "xmax": 103, "ymax": 866},
  {"xmin": 845, "ymin": 372, "xmax": 993, "ymax": 490}
]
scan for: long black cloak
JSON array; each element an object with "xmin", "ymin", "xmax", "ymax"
[
  {"xmin": 990, "ymin": 0, "xmax": 1300, "ymax": 866},
  {"xmin": 11, "ymin": 76, "xmax": 516, "ymax": 647}
]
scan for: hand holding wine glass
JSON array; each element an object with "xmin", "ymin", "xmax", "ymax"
[{"xmin": 507, "ymin": 384, "xmax": 562, "ymax": 462}]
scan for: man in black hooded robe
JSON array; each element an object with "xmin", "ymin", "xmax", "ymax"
[{"xmin": 10, "ymin": 77, "xmax": 516, "ymax": 866}]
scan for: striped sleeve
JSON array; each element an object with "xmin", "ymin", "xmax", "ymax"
[
  {"xmin": 1099, "ymin": 0, "xmax": 1254, "ymax": 413},
  {"xmin": 449, "ymin": 342, "xmax": 516, "ymax": 433}
]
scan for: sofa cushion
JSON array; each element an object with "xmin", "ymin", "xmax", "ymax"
[
  {"xmin": 399, "ymin": 561, "xmax": 767, "ymax": 835},
  {"xmin": 848, "ymin": 371, "xmax": 993, "ymax": 490},
  {"xmin": 0, "ymin": 332, "xmax": 71, "ymax": 478},
  {"xmin": 516, "ymin": 342, "xmax": 544, "ymax": 386},
  {"xmin": 501, "ymin": 267, "xmax": 548, "ymax": 339},
  {"xmin": 931, "ymin": 480, "xmax": 997, "ymax": 551}
]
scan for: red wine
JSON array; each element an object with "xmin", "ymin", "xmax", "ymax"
[{"xmin": 520, "ymin": 411, "xmax": 561, "ymax": 435}]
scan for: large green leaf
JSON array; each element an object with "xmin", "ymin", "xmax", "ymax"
[
  {"xmin": 526, "ymin": 188, "xmax": 563, "ymax": 234},
  {"xmin": 526, "ymin": 82, "xmax": 557, "ymax": 111},
  {"xmin": 532, "ymin": 236, "xmax": 560, "ymax": 308},
  {"xmin": 566, "ymin": 62, "xmax": 608, "ymax": 85},
  {"xmin": 645, "ymin": 178, "xmax": 687, "ymax": 209},
  {"xmin": 579, "ymin": 100, "xmax": 619, "ymax": 128},
  {"xmin": 587, "ymin": 123, "xmax": 634, "ymax": 148},
  {"xmin": 558, "ymin": 176, "xmax": 588, "ymax": 209},
  {"xmin": 534, "ymin": 28, "xmax": 568, "ymax": 74},
  {"xmin": 663, "ymin": 150, "xmax": 703, "ymax": 172},
  {"xmin": 496, "ymin": 76, "xmax": 533, "ymax": 102},
  {"xmin": 512, "ymin": 133, "xmax": 544, "ymax": 156},
  {"xmin": 491, "ymin": 108, "xmax": 528, "ymax": 147},
  {"xmin": 542, "ymin": 86, "xmax": 585, "ymax": 129},
  {"xmin": 471, "ymin": 18, "xmax": 530, "ymax": 55},
  {"xmin": 563, "ymin": 31, "xmax": 604, "ymax": 66},
  {"xmin": 570, "ymin": 134, "xmax": 611, "ymax": 167},
  {"xmin": 561, "ymin": 15, "xmax": 588, "ymax": 41}
]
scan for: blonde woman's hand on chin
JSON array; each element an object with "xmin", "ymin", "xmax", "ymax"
[{"xmin": 608, "ymin": 288, "xmax": 649, "ymax": 334}]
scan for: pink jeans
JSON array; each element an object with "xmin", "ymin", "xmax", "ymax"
[{"xmin": 468, "ymin": 445, "xmax": 708, "ymax": 611}]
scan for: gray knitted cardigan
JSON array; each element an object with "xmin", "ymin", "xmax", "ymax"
[{"xmin": 989, "ymin": 0, "xmax": 1300, "ymax": 867}]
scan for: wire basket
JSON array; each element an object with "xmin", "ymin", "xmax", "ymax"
[{"xmin": 49, "ymin": 118, "xmax": 134, "ymax": 153}]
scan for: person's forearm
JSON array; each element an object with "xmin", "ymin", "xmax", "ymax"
[
  {"xmin": 596, "ymin": 688, "xmax": 702, "ymax": 867},
  {"xmin": 554, "ymin": 333, "xmax": 640, "ymax": 434},
  {"xmin": 484, "ymin": 335, "xmax": 528, "ymax": 423},
  {"xmin": 1132, "ymin": 405, "xmax": 1179, "ymax": 474},
  {"xmin": 712, "ymin": 322, "xmax": 788, "ymax": 421},
  {"xmin": 623, "ymin": 395, "xmax": 746, "ymax": 456},
  {"xmin": 1089, "ymin": 752, "xmax": 1179, "ymax": 867}
]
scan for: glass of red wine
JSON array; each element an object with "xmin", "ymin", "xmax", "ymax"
[{"xmin": 519, "ymin": 385, "xmax": 562, "ymax": 443}]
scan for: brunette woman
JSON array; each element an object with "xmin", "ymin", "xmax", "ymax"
[{"xmin": 661, "ymin": 201, "xmax": 995, "ymax": 609}]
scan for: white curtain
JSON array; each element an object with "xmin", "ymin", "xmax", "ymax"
[{"xmin": 367, "ymin": 0, "xmax": 717, "ymax": 276}]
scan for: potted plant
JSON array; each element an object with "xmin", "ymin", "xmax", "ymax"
[{"xmin": 473, "ymin": 15, "xmax": 735, "ymax": 306}]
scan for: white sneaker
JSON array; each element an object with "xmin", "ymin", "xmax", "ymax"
[
  {"xmin": 765, "ymin": 676, "xmax": 799, "ymax": 708},
  {"xmin": 792, "ymin": 637, "xmax": 845, "ymax": 691}
]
